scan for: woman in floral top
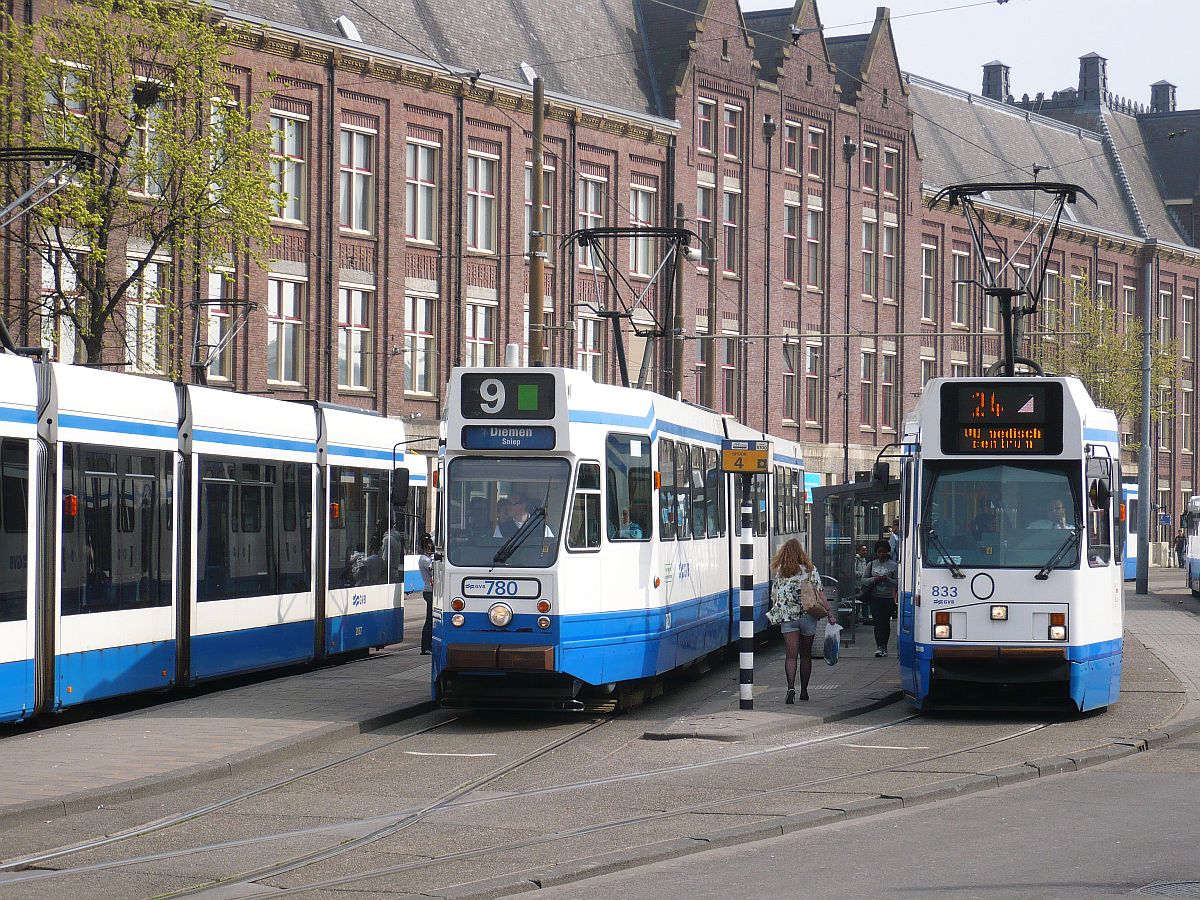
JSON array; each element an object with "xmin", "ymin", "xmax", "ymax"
[{"xmin": 770, "ymin": 538, "xmax": 835, "ymax": 704}]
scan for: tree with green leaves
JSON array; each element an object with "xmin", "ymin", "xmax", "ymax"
[
  {"xmin": 1036, "ymin": 275, "xmax": 1175, "ymax": 442},
  {"xmin": 0, "ymin": 0, "xmax": 277, "ymax": 371}
]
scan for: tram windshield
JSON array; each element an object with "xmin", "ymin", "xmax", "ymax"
[
  {"xmin": 445, "ymin": 457, "xmax": 570, "ymax": 568},
  {"xmin": 921, "ymin": 462, "xmax": 1081, "ymax": 571}
]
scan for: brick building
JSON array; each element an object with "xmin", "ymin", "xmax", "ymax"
[{"xmin": 4, "ymin": 0, "xmax": 1200, "ymax": 531}]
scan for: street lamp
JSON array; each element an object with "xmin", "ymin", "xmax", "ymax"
[{"xmin": 842, "ymin": 135, "xmax": 857, "ymax": 484}]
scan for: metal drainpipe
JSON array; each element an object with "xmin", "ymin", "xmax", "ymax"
[
  {"xmin": 762, "ymin": 114, "xmax": 775, "ymax": 429},
  {"xmin": 325, "ymin": 58, "xmax": 337, "ymax": 402},
  {"xmin": 1136, "ymin": 243, "xmax": 1156, "ymax": 593},
  {"xmin": 453, "ymin": 92, "xmax": 465, "ymax": 370}
]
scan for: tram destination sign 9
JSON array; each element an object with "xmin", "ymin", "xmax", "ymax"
[
  {"xmin": 460, "ymin": 372, "xmax": 556, "ymax": 420},
  {"xmin": 721, "ymin": 440, "xmax": 771, "ymax": 473},
  {"xmin": 940, "ymin": 381, "xmax": 1063, "ymax": 455}
]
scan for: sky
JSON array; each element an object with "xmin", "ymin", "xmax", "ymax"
[{"xmin": 740, "ymin": 0, "xmax": 1198, "ymax": 109}]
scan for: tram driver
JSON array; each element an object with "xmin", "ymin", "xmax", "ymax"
[{"xmin": 1027, "ymin": 498, "xmax": 1071, "ymax": 530}]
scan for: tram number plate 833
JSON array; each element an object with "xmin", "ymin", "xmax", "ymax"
[
  {"xmin": 461, "ymin": 578, "xmax": 541, "ymax": 599},
  {"xmin": 928, "ymin": 585, "xmax": 958, "ymax": 603}
]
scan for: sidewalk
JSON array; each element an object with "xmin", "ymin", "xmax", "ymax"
[{"xmin": 0, "ymin": 630, "xmax": 433, "ymax": 830}]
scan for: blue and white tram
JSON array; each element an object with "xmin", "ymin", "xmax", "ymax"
[
  {"xmin": 1122, "ymin": 478, "xmax": 1138, "ymax": 581},
  {"xmin": 0, "ymin": 355, "xmax": 411, "ymax": 723},
  {"xmin": 897, "ymin": 377, "xmax": 1124, "ymax": 712},
  {"xmin": 431, "ymin": 365, "xmax": 805, "ymax": 709},
  {"xmin": 1184, "ymin": 495, "xmax": 1200, "ymax": 597}
]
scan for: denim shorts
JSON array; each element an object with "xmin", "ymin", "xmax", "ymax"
[{"xmin": 780, "ymin": 613, "xmax": 821, "ymax": 637}]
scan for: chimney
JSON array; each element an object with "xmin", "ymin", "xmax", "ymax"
[
  {"xmin": 1151, "ymin": 80, "xmax": 1177, "ymax": 113},
  {"xmin": 1077, "ymin": 52, "xmax": 1107, "ymax": 104},
  {"xmin": 982, "ymin": 61, "xmax": 1010, "ymax": 103}
]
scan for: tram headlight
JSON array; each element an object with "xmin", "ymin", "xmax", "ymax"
[
  {"xmin": 488, "ymin": 603, "xmax": 514, "ymax": 628},
  {"xmin": 537, "ymin": 615, "xmax": 551, "ymax": 630},
  {"xmin": 536, "ymin": 599, "xmax": 552, "ymax": 613},
  {"xmin": 1049, "ymin": 612, "xmax": 1067, "ymax": 641},
  {"xmin": 933, "ymin": 611, "xmax": 951, "ymax": 640},
  {"xmin": 450, "ymin": 597, "xmax": 465, "ymax": 612},
  {"xmin": 450, "ymin": 613, "xmax": 465, "ymax": 627},
  {"xmin": 990, "ymin": 605, "xmax": 1008, "ymax": 621}
]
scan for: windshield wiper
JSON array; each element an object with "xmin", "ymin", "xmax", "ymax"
[
  {"xmin": 923, "ymin": 523, "xmax": 965, "ymax": 579},
  {"xmin": 1035, "ymin": 526, "xmax": 1083, "ymax": 580},
  {"xmin": 490, "ymin": 506, "xmax": 546, "ymax": 570}
]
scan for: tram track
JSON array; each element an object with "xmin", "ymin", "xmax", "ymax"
[{"xmin": 0, "ymin": 712, "xmax": 1067, "ymax": 895}]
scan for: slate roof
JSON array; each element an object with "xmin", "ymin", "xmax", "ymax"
[
  {"xmin": 227, "ymin": 0, "xmax": 665, "ymax": 118},
  {"xmin": 1102, "ymin": 109, "xmax": 1189, "ymax": 242},
  {"xmin": 634, "ymin": 0, "xmax": 701, "ymax": 111},
  {"xmin": 826, "ymin": 34, "xmax": 867, "ymax": 100},
  {"xmin": 742, "ymin": 8, "xmax": 791, "ymax": 75},
  {"xmin": 906, "ymin": 74, "xmax": 1148, "ymax": 239},
  {"xmin": 1137, "ymin": 110, "xmax": 1200, "ymax": 200}
]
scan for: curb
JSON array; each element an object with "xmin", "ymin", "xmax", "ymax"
[
  {"xmin": 435, "ymin": 712, "xmax": 1200, "ymax": 899},
  {"xmin": 0, "ymin": 698, "xmax": 436, "ymax": 833}
]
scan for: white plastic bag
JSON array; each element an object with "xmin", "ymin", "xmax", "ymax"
[{"xmin": 823, "ymin": 623, "xmax": 843, "ymax": 666}]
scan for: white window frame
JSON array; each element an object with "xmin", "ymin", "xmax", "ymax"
[
  {"xmin": 881, "ymin": 224, "xmax": 897, "ymax": 302},
  {"xmin": 337, "ymin": 284, "xmax": 373, "ymax": 391},
  {"xmin": 806, "ymin": 203, "xmax": 824, "ymax": 290},
  {"xmin": 269, "ymin": 112, "xmax": 308, "ymax": 223},
  {"xmin": 267, "ymin": 275, "xmax": 305, "ymax": 385},
  {"xmin": 577, "ymin": 175, "xmax": 607, "ymax": 268},
  {"xmin": 523, "ymin": 160, "xmax": 555, "ymax": 256},
  {"xmin": 781, "ymin": 338, "xmax": 798, "ymax": 424},
  {"xmin": 466, "ymin": 151, "xmax": 499, "ymax": 253},
  {"xmin": 921, "ymin": 244, "xmax": 937, "ymax": 321},
  {"xmin": 952, "ymin": 251, "xmax": 970, "ymax": 327},
  {"xmin": 126, "ymin": 257, "xmax": 170, "ymax": 375},
  {"xmin": 883, "ymin": 148, "xmax": 899, "ymax": 196},
  {"xmin": 576, "ymin": 312, "xmax": 603, "ymax": 380},
  {"xmin": 206, "ymin": 269, "xmax": 234, "ymax": 381},
  {"xmin": 722, "ymin": 105, "xmax": 742, "ymax": 159},
  {"xmin": 861, "ymin": 142, "xmax": 878, "ymax": 193},
  {"xmin": 722, "ymin": 188, "xmax": 741, "ymax": 275},
  {"xmin": 783, "ymin": 121, "xmax": 801, "ymax": 174},
  {"xmin": 406, "ymin": 138, "xmax": 439, "ymax": 244},
  {"xmin": 697, "ymin": 98, "xmax": 716, "ymax": 154},
  {"xmin": 404, "ymin": 293, "xmax": 437, "ymax": 396},
  {"xmin": 39, "ymin": 247, "xmax": 81, "ymax": 364},
  {"xmin": 696, "ymin": 183, "xmax": 715, "ymax": 273},
  {"xmin": 860, "ymin": 349, "xmax": 875, "ymax": 430},
  {"xmin": 339, "ymin": 126, "xmax": 375, "ymax": 234},
  {"xmin": 807, "ymin": 128, "xmax": 824, "ymax": 179},
  {"xmin": 805, "ymin": 342, "xmax": 821, "ymax": 424},
  {"xmin": 1183, "ymin": 292, "xmax": 1195, "ymax": 359},
  {"xmin": 881, "ymin": 352, "xmax": 897, "ymax": 431},
  {"xmin": 783, "ymin": 201, "xmax": 801, "ymax": 285},
  {"xmin": 861, "ymin": 217, "xmax": 877, "ymax": 299},
  {"xmin": 629, "ymin": 183, "xmax": 656, "ymax": 277},
  {"xmin": 465, "ymin": 299, "xmax": 497, "ymax": 367},
  {"xmin": 920, "ymin": 355, "xmax": 937, "ymax": 387}
]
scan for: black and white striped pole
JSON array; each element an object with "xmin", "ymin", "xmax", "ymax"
[
  {"xmin": 738, "ymin": 472, "xmax": 755, "ymax": 710},
  {"xmin": 721, "ymin": 439, "xmax": 770, "ymax": 712}
]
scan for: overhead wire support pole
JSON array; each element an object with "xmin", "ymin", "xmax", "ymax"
[
  {"xmin": 672, "ymin": 203, "xmax": 685, "ymax": 397},
  {"xmin": 1137, "ymin": 245, "xmax": 1156, "ymax": 594},
  {"xmin": 528, "ymin": 76, "xmax": 547, "ymax": 367}
]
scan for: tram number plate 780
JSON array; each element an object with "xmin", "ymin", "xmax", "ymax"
[{"xmin": 461, "ymin": 578, "xmax": 541, "ymax": 599}]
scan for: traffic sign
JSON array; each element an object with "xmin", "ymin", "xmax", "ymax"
[{"xmin": 721, "ymin": 439, "xmax": 770, "ymax": 473}]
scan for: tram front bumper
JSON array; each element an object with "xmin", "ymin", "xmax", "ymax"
[{"xmin": 445, "ymin": 643, "xmax": 556, "ymax": 671}]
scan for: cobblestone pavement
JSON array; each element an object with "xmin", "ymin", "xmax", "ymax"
[{"xmin": 1128, "ymin": 569, "xmax": 1200, "ymax": 700}]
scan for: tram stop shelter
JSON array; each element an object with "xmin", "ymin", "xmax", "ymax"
[{"xmin": 812, "ymin": 469, "xmax": 900, "ymax": 643}]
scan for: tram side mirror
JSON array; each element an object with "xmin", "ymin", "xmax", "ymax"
[
  {"xmin": 1088, "ymin": 478, "xmax": 1111, "ymax": 511},
  {"xmin": 391, "ymin": 468, "xmax": 410, "ymax": 507},
  {"xmin": 871, "ymin": 462, "xmax": 890, "ymax": 484}
]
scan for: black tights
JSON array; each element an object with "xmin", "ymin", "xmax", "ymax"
[
  {"xmin": 870, "ymin": 596, "xmax": 895, "ymax": 650},
  {"xmin": 783, "ymin": 631, "xmax": 815, "ymax": 693}
]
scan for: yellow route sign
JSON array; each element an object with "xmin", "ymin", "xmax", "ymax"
[{"xmin": 721, "ymin": 439, "xmax": 771, "ymax": 473}]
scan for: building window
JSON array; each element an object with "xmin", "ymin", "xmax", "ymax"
[
  {"xmin": 783, "ymin": 122, "xmax": 801, "ymax": 173},
  {"xmin": 1160, "ymin": 289, "xmax": 1174, "ymax": 344},
  {"xmin": 404, "ymin": 294, "xmax": 436, "ymax": 394},
  {"xmin": 132, "ymin": 85, "xmax": 165, "ymax": 197},
  {"xmin": 782, "ymin": 340, "xmax": 798, "ymax": 423},
  {"xmin": 861, "ymin": 218, "xmax": 876, "ymax": 298},
  {"xmin": 1184, "ymin": 293, "xmax": 1195, "ymax": 359},
  {"xmin": 881, "ymin": 352, "xmax": 897, "ymax": 430},
  {"xmin": 784, "ymin": 202, "xmax": 801, "ymax": 285},
  {"xmin": 337, "ymin": 286, "xmax": 372, "ymax": 390},
  {"xmin": 576, "ymin": 314, "xmax": 602, "ymax": 380},
  {"xmin": 984, "ymin": 257, "xmax": 1000, "ymax": 331},
  {"xmin": 1123, "ymin": 285, "xmax": 1137, "ymax": 334},
  {"xmin": 860, "ymin": 350, "xmax": 875, "ymax": 427},
  {"xmin": 629, "ymin": 184, "xmax": 656, "ymax": 276},
  {"xmin": 695, "ymin": 323, "xmax": 709, "ymax": 403},
  {"xmin": 952, "ymin": 251, "xmax": 970, "ymax": 326},
  {"xmin": 723, "ymin": 105, "xmax": 742, "ymax": 158},
  {"xmin": 523, "ymin": 161, "xmax": 554, "ymax": 255},
  {"xmin": 467, "ymin": 153, "xmax": 498, "ymax": 252},
  {"xmin": 577, "ymin": 175, "xmax": 607, "ymax": 267},
  {"xmin": 465, "ymin": 301, "xmax": 495, "ymax": 367},
  {"xmin": 339, "ymin": 128, "xmax": 374, "ymax": 233},
  {"xmin": 126, "ymin": 259, "xmax": 169, "ymax": 374},
  {"xmin": 696, "ymin": 184, "xmax": 714, "ymax": 268},
  {"xmin": 522, "ymin": 303, "xmax": 554, "ymax": 366},
  {"xmin": 1097, "ymin": 278, "xmax": 1113, "ymax": 309},
  {"xmin": 951, "ymin": 361, "xmax": 969, "ymax": 379},
  {"xmin": 269, "ymin": 113, "xmax": 306, "ymax": 222},
  {"xmin": 806, "ymin": 205, "xmax": 824, "ymax": 289},
  {"xmin": 697, "ymin": 99, "xmax": 715, "ymax": 153},
  {"xmin": 722, "ymin": 189, "xmax": 740, "ymax": 274},
  {"xmin": 405, "ymin": 140, "xmax": 438, "ymax": 244},
  {"xmin": 721, "ymin": 336, "xmax": 737, "ymax": 415},
  {"xmin": 883, "ymin": 148, "xmax": 898, "ymax": 195},
  {"xmin": 920, "ymin": 355, "xmax": 937, "ymax": 387},
  {"xmin": 805, "ymin": 344, "xmax": 821, "ymax": 423},
  {"xmin": 1070, "ymin": 268, "xmax": 1085, "ymax": 328},
  {"xmin": 921, "ymin": 244, "xmax": 937, "ymax": 321},
  {"xmin": 1042, "ymin": 269, "xmax": 1061, "ymax": 332},
  {"xmin": 881, "ymin": 224, "xmax": 897, "ymax": 301},
  {"xmin": 206, "ymin": 270, "xmax": 234, "ymax": 381},
  {"xmin": 39, "ymin": 249, "xmax": 80, "ymax": 364},
  {"xmin": 1184, "ymin": 388, "xmax": 1193, "ymax": 453},
  {"xmin": 807, "ymin": 128, "xmax": 824, "ymax": 178},
  {"xmin": 267, "ymin": 277, "xmax": 304, "ymax": 384},
  {"xmin": 862, "ymin": 143, "xmax": 877, "ymax": 192}
]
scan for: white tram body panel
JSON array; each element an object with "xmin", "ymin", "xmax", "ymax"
[
  {"xmin": 433, "ymin": 366, "xmax": 805, "ymax": 708},
  {"xmin": 898, "ymin": 377, "xmax": 1123, "ymax": 711}
]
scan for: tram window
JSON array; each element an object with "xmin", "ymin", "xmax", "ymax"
[
  {"xmin": 283, "ymin": 464, "xmax": 298, "ymax": 532},
  {"xmin": 1086, "ymin": 457, "xmax": 1113, "ymax": 566},
  {"xmin": 0, "ymin": 439, "xmax": 28, "ymax": 623},
  {"xmin": 674, "ymin": 443, "xmax": 691, "ymax": 541},
  {"xmin": 198, "ymin": 455, "xmax": 312, "ymax": 601},
  {"xmin": 691, "ymin": 448, "xmax": 707, "ymax": 539},
  {"xmin": 705, "ymin": 449, "xmax": 721, "ymax": 537},
  {"xmin": 568, "ymin": 462, "xmax": 601, "ymax": 550},
  {"xmin": 607, "ymin": 434, "xmax": 651, "ymax": 541},
  {"xmin": 659, "ymin": 439, "xmax": 675, "ymax": 540},
  {"xmin": 60, "ymin": 444, "xmax": 172, "ymax": 616},
  {"xmin": 753, "ymin": 473, "xmax": 767, "ymax": 536},
  {"xmin": 329, "ymin": 466, "xmax": 394, "ymax": 587}
]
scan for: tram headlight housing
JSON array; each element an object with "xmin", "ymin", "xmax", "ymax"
[
  {"xmin": 537, "ymin": 615, "xmax": 551, "ymax": 630},
  {"xmin": 488, "ymin": 603, "xmax": 513, "ymax": 628},
  {"xmin": 450, "ymin": 613, "xmax": 465, "ymax": 627},
  {"xmin": 1048, "ymin": 612, "xmax": 1067, "ymax": 641},
  {"xmin": 990, "ymin": 605, "xmax": 1008, "ymax": 621},
  {"xmin": 933, "ymin": 611, "xmax": 951, "ymax": 640}
]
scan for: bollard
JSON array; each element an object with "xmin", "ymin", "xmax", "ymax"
[{"xmin": 739, "ymin": 472, "xmax": 754, "ymax": 710}]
